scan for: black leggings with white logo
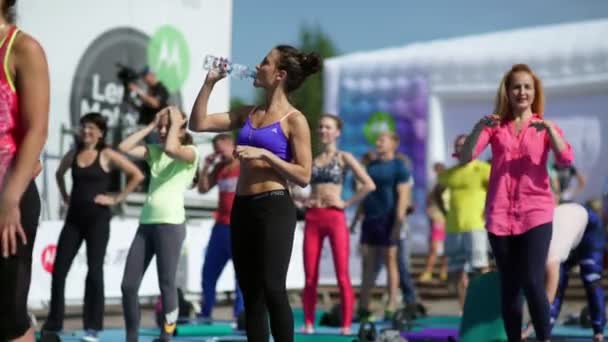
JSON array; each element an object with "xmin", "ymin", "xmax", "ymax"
[
  {"xmin": 489, "ymin": 222, "xmax": 553, "ymax": 342},
  {"xmin": 0, "ymin": 182, "xmax": 40, "ymax": 340},
  {"xmin": 230, "ymin": 190, "xmax": 297, "ymax": 342}
]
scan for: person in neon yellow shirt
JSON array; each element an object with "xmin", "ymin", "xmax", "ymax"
[
  {"xmin": 118, "ymin": 107, "xmax": 199, "ymax": 342},
  {"xmin": 437, "ymin": 134, "xmax": 490, "ymax": 310}
]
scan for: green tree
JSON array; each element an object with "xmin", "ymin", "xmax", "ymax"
[
  {"xmin": 256, "ymin": 23, "xmax": 339, "ymax": 154},
  {"xmin": 294, "ymin": 24, "xmax": 339, "ymax": 154},
  {"xmin": 230, "ymin": 96, "xmax": 248, "ymax": 111},
  {"xmin": 230, "ymin": 96, "xmax": 247, "ymax": 138}
]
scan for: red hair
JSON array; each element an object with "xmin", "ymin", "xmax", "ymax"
[{"xmin": 493, "ymin": 64, "xmax": 545, "ymax": 121}]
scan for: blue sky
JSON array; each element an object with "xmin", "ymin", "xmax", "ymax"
[{"xmin": 230, "ymin": 0, "xmax": 608, "ymax": 102}]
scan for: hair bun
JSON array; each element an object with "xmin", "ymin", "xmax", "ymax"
[
  {"xmin": 274, "ymin": 44, "xmax": 323, "ymax": 92},
  {"xmin": 300, "ymin": 52, "xmax": 322, "ymax": 76}
]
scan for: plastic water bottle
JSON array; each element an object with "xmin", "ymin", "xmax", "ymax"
[{"xmin": 203, "ymin": 55, "xmax": 256, "ymax": 80}]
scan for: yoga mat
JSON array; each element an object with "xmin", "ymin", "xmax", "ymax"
[
  {"xmin": 414, "ymin": 315, "xmax": 461, "ymax": 328},
  {"xmin": 292, "ymin": 307, "xmax": 325, "ymax": 326},
  {"xmin": 401, "ymin": 327, "xmax": 459, "ymax": 342},
  {"xmin": 459, "ymin": 272, "xmax": 508, "ymax": 342},
  {"xmin": 174, "ymin": 323, "xmax": 234, "ymax": 336},
  {"xmin": 295, "ymin": 334, "xmax": 355, "ymax": 342}
]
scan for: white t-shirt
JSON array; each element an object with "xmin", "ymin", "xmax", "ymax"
[{"xmin": 547, "ymin": 203, "xmax": 588, "ymax": 263}]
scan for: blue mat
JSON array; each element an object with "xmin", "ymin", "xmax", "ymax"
[{"xmin": 551, "ymin": 324, "xmax": 608, "ymax": 337}]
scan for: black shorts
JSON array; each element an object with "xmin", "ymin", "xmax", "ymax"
[
  {"xmin": 360, "ymin": 215, "xmax": 398, "ymax": 247},
  {"xmin": 0, "ymin": 181, "xmax": 40, "ymax": 340}
]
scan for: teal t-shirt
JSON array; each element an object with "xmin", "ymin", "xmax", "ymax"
[
  {"xmin": 140, "ymin": 144, "xmax": 199, "ymax": 224},
  {"xmin": 362, "ymin": 158, "xmax": 410, "ymax": 219}
]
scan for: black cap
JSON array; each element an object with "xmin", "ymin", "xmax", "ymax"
[{"xmin": 139, "ymin": 65, "xmax": 152, "ymax": 77}]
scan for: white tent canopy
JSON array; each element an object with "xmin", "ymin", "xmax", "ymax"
[
  {"xmin": 324, "ymin": 19, "xmax": 608, "ymax": 202},
  {"xmin": 325, "ymin": 19, "xmax": 608, "ymax": 101}
]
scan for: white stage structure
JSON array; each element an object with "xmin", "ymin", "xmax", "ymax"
[{"xmin": 324, "ymin": 19, "xmax": 608, "ymax": 253}]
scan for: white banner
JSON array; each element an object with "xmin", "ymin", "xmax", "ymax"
[
  {"xmin": 287, "ymin": 224, "xmax": 306, "ymax": 289},
  {"xmin": 30, "ymin": 218, "xmax": 307, "ymax": 309},
  {"xmin": 183, "ymin": 220, "xmax": 230, "ymax": 294},
  {"xmin": 29, "ymin": 218, "xmax": 159, "ymax": 309},
  {"xmin": 183, "ymin": 220, "xmax": 306, "ymax": 294}
]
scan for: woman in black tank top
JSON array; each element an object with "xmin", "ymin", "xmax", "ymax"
[
  {"xmin": 42, "ymin": 113, "xmax": 144, "ymax": 340},
  {"xmin": 65, "ymin": 146, "xmax": 112, "ymax": 220}
]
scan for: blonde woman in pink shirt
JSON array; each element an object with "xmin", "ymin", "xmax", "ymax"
[{"xmin": 460, "ymin": 64, "xmax": 574, "ymax": 342}]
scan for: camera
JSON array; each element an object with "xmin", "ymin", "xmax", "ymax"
[{"xmin": 115, "ymin": 63, "xmax": 139, "ymax": 85}]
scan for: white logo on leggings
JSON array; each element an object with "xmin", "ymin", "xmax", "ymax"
[{"xmin": 165, "ymin": 308, "xmax": 178, "ymax": 324}]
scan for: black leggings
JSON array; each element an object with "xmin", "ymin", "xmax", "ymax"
[
  {"xmin": 42, "ymin": 211, "xmax": 110, "ymax": 332},
  {"xmin": 231, "ymin": 190, "xmax": 297, "ymax": 342},
  {"xmin": 489, "ymin": 222, "xmax": 552, "ymax": 341},
  {"xmin": 0, "ymin": 181, "xmax": 40, "ymax": 341}
]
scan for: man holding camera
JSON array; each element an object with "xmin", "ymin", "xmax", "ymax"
[
  {"xmin": 128, "ymin": 66, "xmax": 169, "ymax": 129},
  {"xmin": 127, "ymin": 66, "xmax": 169, "ymax": 192}
]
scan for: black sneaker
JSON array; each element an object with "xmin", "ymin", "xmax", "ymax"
[
  {"xmin": 384, "ymin": 309, "xmax": 396, "ymax": 321},
  {"xmin": 40, "ymin": 330, "xmax": 61, "ymax": 342},
  {"xmin": 356, "ymin": 308, "xmax": 376, "ymax": 322}
]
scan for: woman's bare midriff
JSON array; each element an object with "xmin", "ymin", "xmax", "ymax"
[
  {"xmin": 236, "ymin": 159, "xmax": 289, "ymax": 195},
  {"xmin": 307, "ymin": 183, "xmax": 343, "ymax": 208}
]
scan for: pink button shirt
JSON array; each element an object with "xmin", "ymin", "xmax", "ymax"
[{"xmin": 473, "ymin": 114, "xmax": 574, "ymax": 236}]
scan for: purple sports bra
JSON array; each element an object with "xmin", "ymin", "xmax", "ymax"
[{"xmin": 235, "ymin": 108, "xmax": 295, "ymax": 161}]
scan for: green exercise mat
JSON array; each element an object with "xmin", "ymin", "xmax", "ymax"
[
  {"xmin": 295, "ymin": 334, "xmax": 355, "ymax": 342},
  {"xmin": 174, "ymin": 323, "xmax": 235, "ymax": 336},
  {"xmin": 292, "ymin": 307, "xmax": 325, "ymax": 326},
  {"xmin": 414, "ymin": 315, "xmax": 461, "ymax": 328},
  {"xmin": 459, "ymin": 271, "xmax": 508, "ymax": 342}
]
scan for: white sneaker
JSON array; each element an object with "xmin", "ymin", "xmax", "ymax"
[
  {"xmin": 80, "ymin": 330, "xmax": 99, "ymax": 342},
  {"xmin": 28, "ymin": 312, "xmax": 38, "ymax": 329}
]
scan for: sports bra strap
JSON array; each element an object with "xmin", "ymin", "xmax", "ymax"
[
  {"xmin": 279, "ymin": 110, "xmax": 299, "ymax": 121},
  {"xmin": 247, "ymin": 106, "xmax": 258, "ymax": 116},
  {"xmin": 0, "ymin": 26, "xmax": 18, "ymax": 51},
  {"xmin": 0, "ymin": 26, "xmax": 19, "ymax": 87}
]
